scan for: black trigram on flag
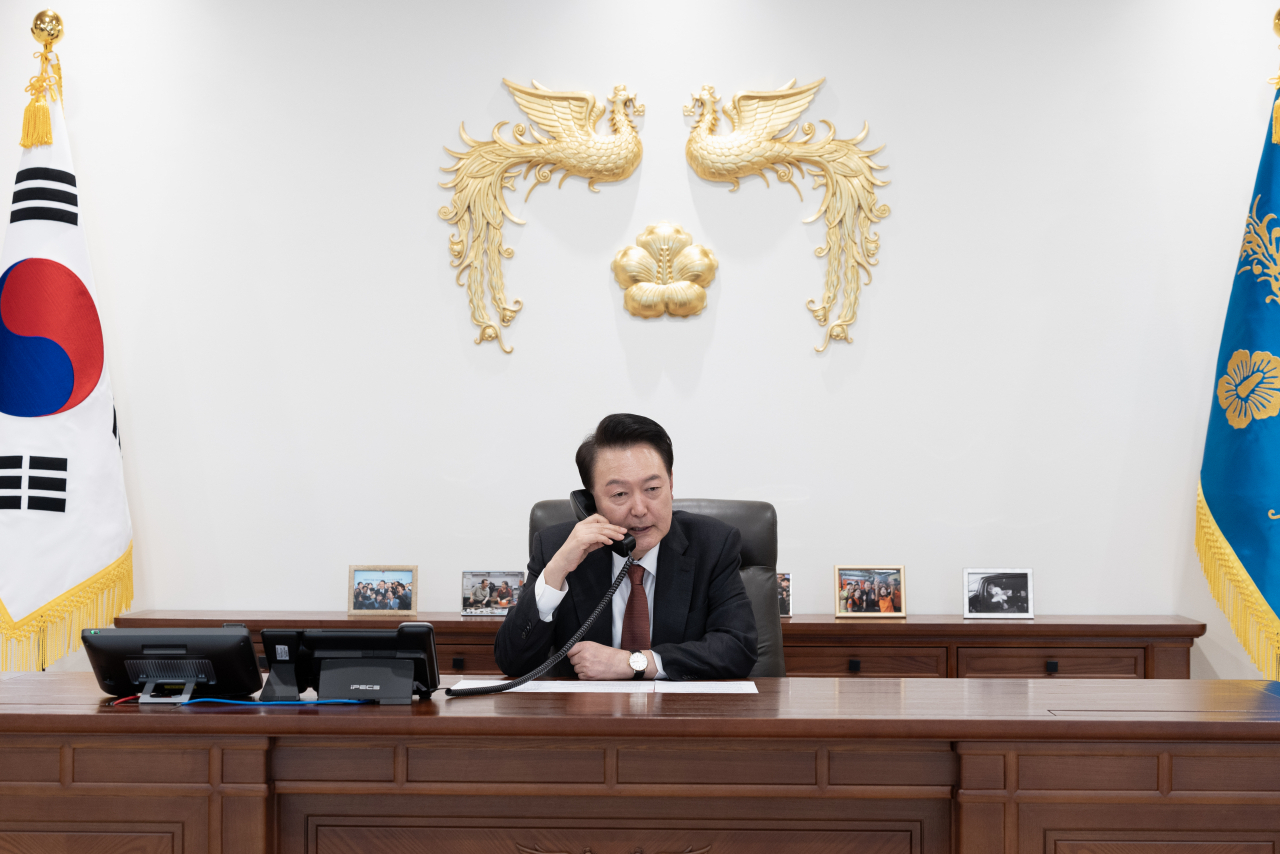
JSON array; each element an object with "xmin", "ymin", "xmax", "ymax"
[
  {"xmin": 0, "ymin": 455, "xmax": 67, "ymax": 512},
  {"xmin": 9, "ymin": 166, "xmax": 77, "ymax": 226}
]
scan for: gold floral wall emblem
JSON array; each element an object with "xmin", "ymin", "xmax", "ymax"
[
  {"xmin": 612, "ymin": 222, "xmax": 717, "ymax": 318},
  {"xmin": 684, "ymin": 78, "xmax": 889, "ymax": 351},
  {"xmin": 1240, "ymin": 196, "xmax": 1280, "ymax": 305},
  {"xmin": 440, "ymin": 81, "xmax": 645, "ymax": 352},
  {"xmin": 1218, "ymin": 349, "xmax": 1280, "ymax": 428}
]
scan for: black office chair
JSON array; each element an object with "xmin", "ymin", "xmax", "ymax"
[{"xmin": 527, "ymin": 498, "xmax": 786, "ymax": 677}]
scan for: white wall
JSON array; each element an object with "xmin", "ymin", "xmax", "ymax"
[{"xmin": 3, "ymin": 0, "xmax": 1272, "ymax": 678}]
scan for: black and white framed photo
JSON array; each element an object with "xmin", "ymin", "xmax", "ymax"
[
  {"xmin": 348, "ymin": 565, "xmax": 418, "ymax": 617},
  {"xmin": 776, "ymin": 572, "xmax": 792, "ymax": 617},
  {"xmin": 461, "ymin": 570, "xmax": 525, "ymax": 616},
  {"xmin": 835, "ymin": 565, "xmax": 905, "ymax": 617},
  {"xmin": 963, "ymin": 568, "xmax": 1033, "ymax": 619}
]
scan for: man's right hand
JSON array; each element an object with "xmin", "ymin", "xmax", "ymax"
[{"xmin": 541, "ymin": 514, "xmax": 629, "ymax": 592}]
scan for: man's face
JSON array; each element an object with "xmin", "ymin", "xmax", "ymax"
[{"xmin": 590, "ymin": 443, "xmax": 673, "ymax": 559}]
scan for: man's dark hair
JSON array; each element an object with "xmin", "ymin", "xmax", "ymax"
[{"xmin": 575, "ymin": 413, "xmax": 674, "ymax": 490}]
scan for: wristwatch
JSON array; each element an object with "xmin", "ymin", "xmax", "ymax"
[{"xmin": 628, "ymin": 650, "xmax": 647, "ymax": 680}]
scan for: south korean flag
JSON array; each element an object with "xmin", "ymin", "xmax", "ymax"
[{"xmin": 0, "ymin": 47, "xmax": 132, "ymax": 670}]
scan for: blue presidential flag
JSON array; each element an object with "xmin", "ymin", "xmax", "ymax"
[{"xmin": 1198, "ymin": 87, "xmax": 1280, "ymax": 679}]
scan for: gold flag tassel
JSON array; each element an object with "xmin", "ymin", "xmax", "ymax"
[
  {"xmin": 0, "ymin": 543, "xmax": 133, "ymax": 671},
  {"xmin": 1195, "ymin": 485, "xmax": 1280, "ymax": 679},
  {"xmin": 20, "ymin": 10, "xmax": 64, "ymax": 149}
]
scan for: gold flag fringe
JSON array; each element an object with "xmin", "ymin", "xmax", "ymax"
[
  {"xmin": 1195, "ymin": 485, "xmax": 1280, "ymax": 679},
  {"xmin": 0, "ymin": 543, "xmax": 133, "ymax": 671}
]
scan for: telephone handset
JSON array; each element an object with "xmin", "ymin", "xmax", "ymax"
[
  {"xmin": 445, "ymin": 490, "xmax": 637, "ymax": 697},
  {"xmin": 570, "ymin": 489, "xmax": 637, "ymax": 557}
]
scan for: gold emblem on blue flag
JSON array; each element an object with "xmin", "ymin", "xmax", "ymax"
[{"xmin": 1197, "ymin": 24, "xmax": 1280, "ymax": 676}]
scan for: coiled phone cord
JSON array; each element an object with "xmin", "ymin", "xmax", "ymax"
[{"xmin": 445, "ymin": 555, "xmax": 634, "ymax": 697}]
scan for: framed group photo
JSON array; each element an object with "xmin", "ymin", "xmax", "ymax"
[
  {"xmin": 963, "ymin": 568, "xmax": 1033, "ymax": 619},
  {"xmin": 835, "ymin": 565, "xmax": 905, "ymax": 617},
  {"xmin": 348, "ymin": 565, "xmax": 418, "ymax": 617},
  {"xmin": 461, "ymin": 570, "xmax": 525, "ymax": 616},
  {"xmin": 776, "ymin": 572, "xmax": 792, "ymax": 617}
]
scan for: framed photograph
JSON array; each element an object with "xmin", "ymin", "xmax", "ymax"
[
  {"xmin": 776, "ymin": 572, "xmax": 792, "ymax": 618},
  {"xmin": 461, "ymin": 570, "xmax": 526, "ymax": 616},
  {"xmin": 964, "ymin": 568, "xmax": 1033, "ymax": 619},
  {"xmin": 348, "ymin": 565, "xmax": 418, "ymax": 617},
  {"xmin": 835, "ymin": 565, "xmax": 905, "ymax": 618}
]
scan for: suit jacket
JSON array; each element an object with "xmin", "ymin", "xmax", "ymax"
[{"xmin": 494, "ymin": 510, "xmax": 758, "ymax": 680}]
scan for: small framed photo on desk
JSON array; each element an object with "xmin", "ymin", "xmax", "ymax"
[
  {"xmin": 776, "ymin": 572, "xmax": 792, "ymax": 617},
  {"xmin": 835, "ymin": 565, "xmax": 905, "ymax": 617},
  {"xmin": 349, "ymin": 565, "xmax": 418, "ymax": 617},
  {"xmin": 461, "ymin": 570, "xmax": 526, "ymax": 616},
  {"xmin": 964, "ymin": 568, "xmax": 1033, "ymax": 618}
]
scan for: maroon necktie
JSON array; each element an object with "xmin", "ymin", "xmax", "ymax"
[{"xmin": 619, "ymin": 563, "xmax": 649, "ymax": 650}]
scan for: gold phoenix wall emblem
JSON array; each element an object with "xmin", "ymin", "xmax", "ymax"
[
  {"xmin": 684, "ymin": 78, "xmax": 890, "ymax": 351},
  {"xmin": 612, "ymin": 222, "xmax": 717, "ymax": 318},
  {"xmin": 440, "ymin": 81, "xmax": 645, "ymax": 352}
]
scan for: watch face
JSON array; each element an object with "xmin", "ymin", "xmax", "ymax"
[{"xmin": 629, "ymin": 652, "xmax": 646, "ymax": 672}]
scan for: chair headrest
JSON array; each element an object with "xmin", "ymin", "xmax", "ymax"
[{"xmin": 528, "ymin": 498, "xmax": 777, "ymax": 569}]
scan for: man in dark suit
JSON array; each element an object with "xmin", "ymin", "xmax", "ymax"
[{"xmin": 494, "ymin": 414, "xmax": 758, "ymax": 681}]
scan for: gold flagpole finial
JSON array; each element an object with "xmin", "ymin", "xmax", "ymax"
[
  {"xmin": 1271, "ymin": 9, "xmax": 1280, "ymax": 143},
  {"xmin": 31, "ymin": 9, "xmax": 63, "ymax": 47},
  {"xmin": 19, "ymin": 10, "xmax": 63, "ymax": 149}
]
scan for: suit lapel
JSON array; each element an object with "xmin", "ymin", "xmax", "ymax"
[
  {"xmin": 569, "ymin": 546, "xmax": 615, "ymax": 646},
  {"xmin": 652, "ymin": 514, "xmax": 695, "ymax": 645}
]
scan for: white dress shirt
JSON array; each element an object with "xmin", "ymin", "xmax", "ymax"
[{"xmin": 534, "ymin": 544, "xmax": 666, "ymax": 678}]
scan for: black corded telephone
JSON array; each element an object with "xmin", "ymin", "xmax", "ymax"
[
  {"xmin": 444, "ymin": 491, "xmax": 636, "ymax": 697},
  {"xmin": 569, "ymin": 489, "xmax": 637, "ymax": 556}
]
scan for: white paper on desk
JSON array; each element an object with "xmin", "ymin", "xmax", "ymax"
[
  {"xmin": 448, "ymin": 679, "xmax": 654, "ymax": 694},
  {"xmin": 655, "ymin": 681, "xmax": 758, "ymax": 694}
]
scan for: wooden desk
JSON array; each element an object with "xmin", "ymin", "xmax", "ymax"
[
  {"xmin": 116, "ymin": 611, "xmax": 1206, "ymax": 679},
  {"xmin": 2, "ymin": 674, "xmax": 1280, "ymax": 854}
]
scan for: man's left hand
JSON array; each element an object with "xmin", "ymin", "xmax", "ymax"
[{"xmin": 567, "ymin": 642, "xmax": 653, "ymax": 680}]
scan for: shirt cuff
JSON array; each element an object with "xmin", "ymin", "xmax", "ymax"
[
  {"xmin": 651, "ymin": 650, "xmax": 666, "ymax": 680},
  {"xmin": 534, "ymin": 572, "xmax": 568, "ymax": 622}
]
